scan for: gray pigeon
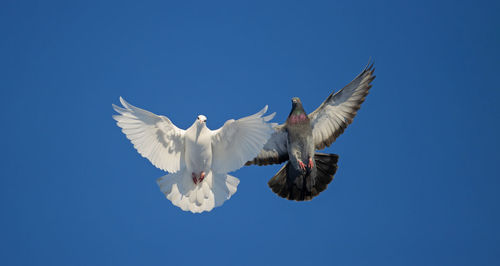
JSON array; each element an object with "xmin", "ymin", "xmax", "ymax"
[{"xmin": 246, "ymin": 63, "xmax": 375, "ymax": 201}]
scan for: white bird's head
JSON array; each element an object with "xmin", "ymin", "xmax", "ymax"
[{"xmin": 197, "ymin": 115, "xmax": 207, "ymax": 123}]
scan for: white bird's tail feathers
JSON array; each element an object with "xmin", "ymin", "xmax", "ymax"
[{"xmin": 157, "ymin": 171, "xmax": 240, "ymax": 213}]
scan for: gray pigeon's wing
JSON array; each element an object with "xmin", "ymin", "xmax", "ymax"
[
  {"xmin": 308, "ymin": 62, "xmax": 375, "ymax": 150},
  {"xmin": 245, "ymin": 124, "xmax": 289, "ymax": 166}
]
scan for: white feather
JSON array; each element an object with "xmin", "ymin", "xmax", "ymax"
[
  {"xmin": 211, "ymin": 106, "xmax": 276, "ymax": 174},
  {"xmin": 113, "ymin": 97, "xmax": 185, "ymax": 173}
]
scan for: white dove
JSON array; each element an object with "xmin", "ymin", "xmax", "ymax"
[{"xmin": 112, "ymin": 97, "xmax": 275, "ymax": 213}]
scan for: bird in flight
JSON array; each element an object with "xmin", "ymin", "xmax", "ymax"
[
  {"xmin": 113, "ymin": 97, "xmax": 275, "ymax": 213},
  {"xmin": 246, "ymin": 63, "xmax": 375, "ymax": 201}
]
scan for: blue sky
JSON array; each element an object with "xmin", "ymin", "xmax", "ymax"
[{"xmin": 1, "ymin": 0, "xmax": 499, "ymax": 265}]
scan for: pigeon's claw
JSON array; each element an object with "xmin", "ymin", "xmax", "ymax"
[
  {"xmin": 298, "ymin": 160, "xmax": 307, "ymax": 171},
  {"xmin": 308, "ymin": 158, "xmax": 314, "ymax": 169},
  {"xmin": 192, "ymin": 172, "xmax": 198, "ymax": 184},
  {"xmin": 192, "ymin": 172, "xmax": 206, "ymax": 184}
]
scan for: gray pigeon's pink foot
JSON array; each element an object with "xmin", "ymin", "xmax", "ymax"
[
  {"xmin": 199, "ymin": 171, "xmax": 206, "ymax": 182},
  {"xmin": 298, "ymin": 160, "xmax": 307, "ymax": 170},
  {"xmin": 192, "ymin": 173, "xmax": 198, "ymax": 184},
  {"xmin": 308, "ymin": 158, "xmax": 314, "ymax": 169}
]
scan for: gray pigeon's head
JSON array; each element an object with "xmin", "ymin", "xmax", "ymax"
[
  {"xmin": 197, "ymin": 115, "xmax": 207, "ymax": 123},
  {"xmin": 291, "ymin": 97, "xmax": 302, "ymax": 106},
  {"xmin": 291, "ymin": 97, "xmax": 304, "ymax": 110},
  {"xmin": 289, "ymin": 97, "xmax": 306, "ymax": 118}
]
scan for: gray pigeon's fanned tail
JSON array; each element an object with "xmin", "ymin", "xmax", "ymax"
[{"xmin": 268, "ymin": 153, "xmax": 339, "ymax": 201}]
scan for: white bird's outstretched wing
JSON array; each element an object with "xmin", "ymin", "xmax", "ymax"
[
  {"xmin": 308, "ymin": 63, "xmax": 375, "ymax": 150},
  {"xmin": 211, "ymin": 106, "xmax": 275, "ymax": 174},
  {"xmin": 113, "ymin": 97, "xmax": 186, "ymax": 173}
]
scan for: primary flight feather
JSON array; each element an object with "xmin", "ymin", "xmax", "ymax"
[
  {"xmin": 113, "ymin": 97, "xmax": 275, "ymax": 213},
  {"xmin": 246, "ymin": 62, "xmax": 375, "ymax": 200}
]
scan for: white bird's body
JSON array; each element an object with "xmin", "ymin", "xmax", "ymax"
[
  {"xmin": 184, "ymin": 120, "xmax": 212, "ymax": 176},
  {"xmin": 113, "ymin": 97, "xmax": 275, "ymax": 213}
]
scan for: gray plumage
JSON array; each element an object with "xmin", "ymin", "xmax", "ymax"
[{"xmin": 246, "ymin": 62, "xmax": 375, "ymax": 200}]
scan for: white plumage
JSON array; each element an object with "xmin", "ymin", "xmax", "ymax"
[{"xmin": 113, "ymin": 97, "xmax": 275, "ymax": 213}]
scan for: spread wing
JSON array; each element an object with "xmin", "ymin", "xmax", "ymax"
[
  {"xmin": 309, "ymin": 63, "xmax": 375, "ymax": 150},
  {"xmin": 245, "ymin": 124, "xmax": 289, "ymax": 166},
  {"xmin": 112, "ymin": 97, "xmax": 185, "ymax": 173},
  {"xmin": 211, "ymin": 106, "xmax": 275, "ymax": 174}
]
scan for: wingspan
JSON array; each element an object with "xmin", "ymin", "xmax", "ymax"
[
  {"xmin": 211, "ymin": 106, "xmax": 275, "ymax": 174},
  {"xmin": 112, "ymin": 97, "xmax": 185, "ymax": 173},
  {"xmin": 308, "ymin": 62, "xmax": 375, "ymax": 150},
  {"xmin": 245, "ymin": 124, "xmax": 289, "ymax": 166}
]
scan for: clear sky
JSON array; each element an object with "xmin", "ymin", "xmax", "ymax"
[{"xmin": 1, "ymin": 0, "xmax": 499, "ymax": 265}]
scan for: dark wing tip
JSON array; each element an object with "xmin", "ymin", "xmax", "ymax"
[{"xmin": 365, "ymin": 57, "xmax": 375, "ymax": 70}]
